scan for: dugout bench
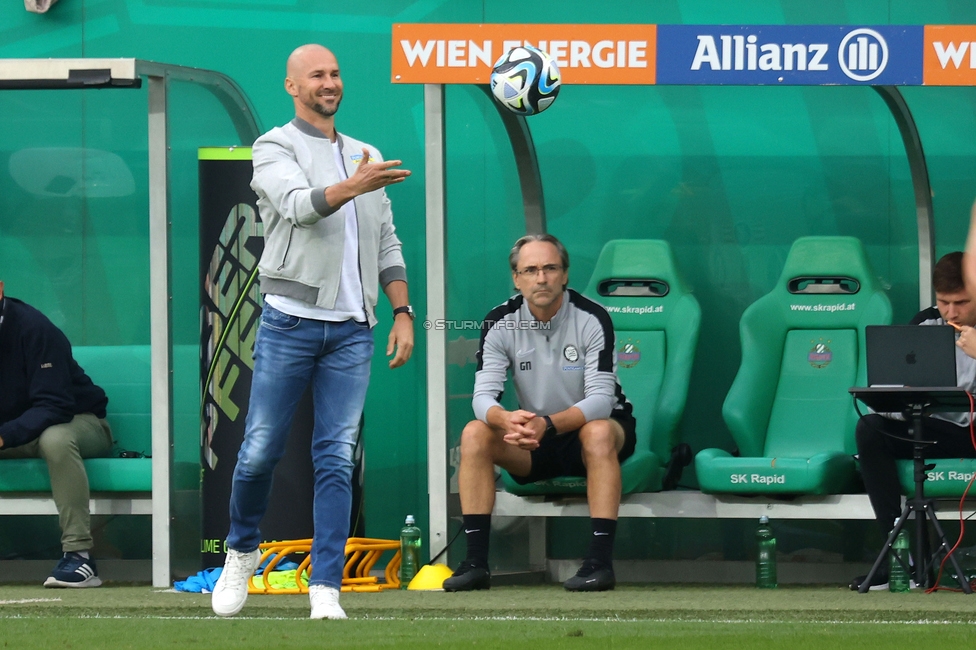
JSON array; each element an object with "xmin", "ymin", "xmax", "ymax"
[
  {"xmin": 0, "ymin": 346, "xmax": 154, "ymax": 516},
  {"xmin": 0, "ymin": 344, "xmax": 199, "ymax": 583},
  {"xmin": 456, "ymin": 236, "xmax": 976, "ymax": 578}
]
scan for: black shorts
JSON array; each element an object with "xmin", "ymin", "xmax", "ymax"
[{"xmin": 510, "ymin": 410, "xmax": 637, "ymax": 485}]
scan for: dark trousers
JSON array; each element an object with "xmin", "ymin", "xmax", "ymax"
[{"xmin": 856, "ymin": 413, "xmax": 976, "ymax": 537}]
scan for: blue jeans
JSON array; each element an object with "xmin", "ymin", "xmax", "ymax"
[{"xmin": 226, "ymin": 304, "xmax": 374, "ymax": 588}]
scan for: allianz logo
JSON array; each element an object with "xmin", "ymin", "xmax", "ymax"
[
  {"xmin": 690, "ymin": 28, "xmax": 888, "ymax": 81},
  {"xmin": 927, "ymin": 470, "xmax": 975, "ymax": 481},
  {"xmin": 730, "ymin": 473, "xmax": 786, "ymax": 485}
]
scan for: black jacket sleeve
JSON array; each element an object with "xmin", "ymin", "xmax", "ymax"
[{"xmin": 0, "ymin": 322, "xmax": 78, "ymax": 449}]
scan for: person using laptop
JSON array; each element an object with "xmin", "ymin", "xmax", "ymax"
[{"xmin": 851, "ymin": 251, "xmax": 976, "ymax": 591}]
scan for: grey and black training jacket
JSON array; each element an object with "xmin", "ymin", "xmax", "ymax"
[{"xmin": 472, "ymin": 289, "xmax": 632, "ymax": 423}]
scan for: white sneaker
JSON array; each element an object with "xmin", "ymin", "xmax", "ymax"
[
  {"xmin": 211, "ymin": 548, "xmax": 261, "ymax": 617},
  {"xmin": 309, "ymin": 585, "xmax": 347, "ymax": 620}
]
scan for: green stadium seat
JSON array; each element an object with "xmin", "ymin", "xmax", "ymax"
[
  {"xmin": 0, "ymin": 345, "xmax": 152, "ymax": 493},
  {"xmin": 502, "ymin": 239, "xmax": 701, "ymax": 495},
  {"xmin": 696, "ymin": 236, "xmax": 892, "ymax": 495},
  {"xmin": 896, "ymin": 458, "xmax": 976, "ymax": 497}
]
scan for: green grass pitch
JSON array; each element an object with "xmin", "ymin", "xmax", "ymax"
[{"xmin": 1, "ymin": 584, "xmax": 974, "ymax": 649}]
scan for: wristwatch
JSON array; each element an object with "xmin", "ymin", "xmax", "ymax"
[
  {"xmin": 393, "ymin": 305, "xmax": 415, "ymax": 320},
  {"xmin": 542, "ymin": 415, "xmax": 557, "ymax": 437}
]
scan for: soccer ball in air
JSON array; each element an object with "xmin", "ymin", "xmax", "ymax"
[{"xmin": 489, "ymin": 46, "xmax": 561, "ymax": 116}]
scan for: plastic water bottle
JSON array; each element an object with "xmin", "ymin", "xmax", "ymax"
[
  {"xmin": 756, "ymin": 515, "xmax": 777, "ymax": 589},
  {"xmin": 399, "ymin": 515, "xmax": 422, "ymax": 589},
  {"xmin": 889, "ymin": 528, "xmax": 911, "ymax": 593}
]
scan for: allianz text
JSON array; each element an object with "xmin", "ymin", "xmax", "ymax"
[{"xmin": 692, "ymin": 35, "xmax": 829, "ymax": 72}]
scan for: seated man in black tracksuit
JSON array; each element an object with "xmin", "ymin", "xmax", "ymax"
[
  {"xmin": 851, "ymin": 252, "xmax": 976, "ymax": 590},
  {"xmin": 0, "ymin": 280, "xmax": 113, "ymax": 587}
]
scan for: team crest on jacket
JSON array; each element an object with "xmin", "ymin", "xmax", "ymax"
[
  {"xmin": 618, "ymin": 339, "xmax": 641, "ymax": 368},
  {"xmin": 808, "ymin": 339, "xmax": 832, "ymax": 368},
  {"xmin": 563, "ymin": 345, "xmax": 579, "ymax": 362}
]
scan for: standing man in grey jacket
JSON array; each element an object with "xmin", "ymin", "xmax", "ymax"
[
  {"xmin": 444, "ymin": 234, "xmax": 636, "ymax": 593},
  {"xmin": 212, "ymin": 44, "xmax": 415, "ymax": 620}
]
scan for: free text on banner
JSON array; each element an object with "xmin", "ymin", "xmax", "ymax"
[
  {"xmin": 391, "ymin": 23, "xmax": 976, "ymax": 87},
  {"xmin": 923, "ymin": 25, "xmax": 976, "ymax": 86},
  {"xmin": 391, "ymin": 23, "xmax": 656, "ymax": 85}
]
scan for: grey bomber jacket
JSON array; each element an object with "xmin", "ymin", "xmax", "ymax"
[{"xmin": 251, "ymin": 118, "xmax": 407, "ymax": 327}]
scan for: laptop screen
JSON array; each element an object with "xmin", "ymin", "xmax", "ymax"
[{"xmin": 865, "ymin": 325, "xmax": 957, "ymax": 388}]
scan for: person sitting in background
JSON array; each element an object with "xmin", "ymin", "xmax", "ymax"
[
  {"xmin": 444, "ymin": 234, "xmax": 636, "ymax": 593},
  {"xmin": 0, "ymin": 280, "xmax": 113, "ymax": 587},
  {"xmin": 850, "ymin": 252, "xmax": 976, "ymax": 591}
]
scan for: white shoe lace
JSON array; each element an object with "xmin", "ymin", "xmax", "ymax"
[
  {"xmin": 212, "ymin": 549, "xmax": 259, "ymax": 617},
  {"xmin": 219, "ymin": 550, "xmax": 257, "ymax": 587}
]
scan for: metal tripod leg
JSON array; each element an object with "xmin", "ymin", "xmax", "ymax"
[
  {"xmin": 921, "ymin": 501, "xmax": 972, "ymax": 593},
  {"xmin": 852, "ymin": 393, "xmax": 974, "ymax": 595},
  {"xmin": 907, "ymin": 405, "xmax": 972, "ymax": 593},
  {"xmin": 858, "ymin": 505, "xmax": 911, "ymax": 593}
]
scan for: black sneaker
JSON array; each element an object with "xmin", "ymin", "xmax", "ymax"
[
  {"xmin": 564, "ymin": 559, "xmax": 615, "ymax": 592},
  {"xmin": 443, "ymin": 560, "xmax": 490, "ymax": 592},
  {"xmin": 43, "ymin": 552, "xmax": 102, "ymax": 588},
  {"xmin": 849, "ymin": 568, "xmax": 890, "ymax": 591}
]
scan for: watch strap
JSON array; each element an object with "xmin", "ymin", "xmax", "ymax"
[{"xmin": 542, "ymin": 415, "xmax": 556, "ymax": 437}]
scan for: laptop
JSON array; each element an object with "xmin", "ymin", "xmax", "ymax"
[{"xmin": 865, "ymin": 325, "xmax": 957, "ymax": 388}]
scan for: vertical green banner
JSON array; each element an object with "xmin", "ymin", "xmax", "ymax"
[
  {"xmin": 198, "ymin": 147, "xmax": 319, "ymax": 568},
  {"xmin": 198, "ymin": 147, "xmax": 366, "ymax": 570}
]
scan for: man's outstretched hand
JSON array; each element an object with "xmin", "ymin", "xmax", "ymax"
[{"xmin": 350, "ymin": 148, "xmax": 410, "ymax": 194}]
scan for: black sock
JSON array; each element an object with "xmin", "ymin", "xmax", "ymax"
[
  {"xmin": 462, "ymin": 514, "xmax": 491, "ymax": 566},
  {"xmin": 586, "ymin": 518, "xmax": 616, "ymax": 568}
]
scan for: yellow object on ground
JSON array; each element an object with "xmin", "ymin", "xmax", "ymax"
[
  {"xmin": 246, "ymin": 537, "xmax": 402, "ymax": 594},
  {"xmin": 249, "ymin": 568, "xmax": 307, "ymax": 591},
  {"xmin": 407, "ymin": 563, "xmax": 454, "ymax": 591}
]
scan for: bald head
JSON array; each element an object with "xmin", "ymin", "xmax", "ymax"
[{"xmin": 286, "ymin": 44, "xmax": 335, "ymax": 78}]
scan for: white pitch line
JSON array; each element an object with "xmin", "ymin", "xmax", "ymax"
[
  {"xmin": 358, "ymin": 616, "xmax": 976, "ymax": 625},
  {"xmin": 0, "ymin": 613, "xmax": 974, "ymax": 625},
  {"xmin": 0, "ymin": 598, "xmax": 63, "ymax": 605}
]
